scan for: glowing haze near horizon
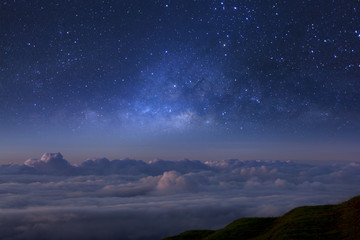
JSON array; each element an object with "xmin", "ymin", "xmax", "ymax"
[
  {"xmin": 0, "ymin": 1, "xmax": 360, "ymax": 239},
  {"xmin": 0, "ymin": 0, "xmax": 359, "ymax": 163}
]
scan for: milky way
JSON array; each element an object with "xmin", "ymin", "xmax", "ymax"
[
  {"xmin": 0, "ymin": 1, "xmax": 359, "ymax": 161},
  {"xmin": 1, "ymin": 2, "xmax": 360, "ymax": 239}
]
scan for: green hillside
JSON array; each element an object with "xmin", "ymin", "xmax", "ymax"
[{"xmin": 164, "ymin": 195, "xmax": 360, "ymax": 240}]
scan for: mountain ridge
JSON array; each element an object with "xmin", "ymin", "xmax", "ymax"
[{"xmin": 163, "ymin": 195, "xmax": 360, "ymax": 240}]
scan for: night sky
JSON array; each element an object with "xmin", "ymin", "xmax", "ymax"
[{"xmin": 1, "ymin": 0, "xmax": 359, "ymax": 162}]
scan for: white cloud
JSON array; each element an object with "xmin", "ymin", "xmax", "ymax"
[
  {"xmin": 0, "ymin": 153, "xmax": 359, "ymax": 239},
  {"xmin": 156, "ymin": 171, "xmax": 197, "ymax": 193},
  {"xmin": 23, "ymin": 153, "xmax": 72, "ymax": 174}
]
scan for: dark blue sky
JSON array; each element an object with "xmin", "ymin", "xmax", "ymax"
[{"xmin": 1, "ymin": 0, "xmax": 359, "ymax": 162}]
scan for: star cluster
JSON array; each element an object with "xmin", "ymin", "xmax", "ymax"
[{"xmin": 1, "ymin": 1, "xmax": 360, "ymax": 160}]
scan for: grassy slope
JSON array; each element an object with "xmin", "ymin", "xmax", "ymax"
[{"xmin": 163, "ymin": 195, "xmax": 360, "ymax": 240}]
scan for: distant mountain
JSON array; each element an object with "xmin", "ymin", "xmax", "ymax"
[{"xmin": 164, "ymin": 195, "xmax": 360, "ymax": 240}]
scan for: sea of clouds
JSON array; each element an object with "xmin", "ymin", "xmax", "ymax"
[{"xmin": 0, "ymin": 152, "xmax": 359, "ymax": 240}]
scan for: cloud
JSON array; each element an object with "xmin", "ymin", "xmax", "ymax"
[
  {"xmin": 156, "ymin": 171, "xmax": 197, "ymax": 193},
  {"xmin": 79, "ymin": 158, "xmax": 148, "ymax": 175},
  {"xmin": 23, "ymin": 152, "xmax": 74, "ymax": 174},
  {"xmin": 0, "ymin": 153, "xmax": 359, "ymax": 239},
  {"xmin": 8, "ymin": 153, "xmax": 211, "ymax": 176}
]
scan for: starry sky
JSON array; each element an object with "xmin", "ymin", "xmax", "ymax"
[{"xmin": 1, "ymin": 0, "xmax": 359, "ymax": 163}]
